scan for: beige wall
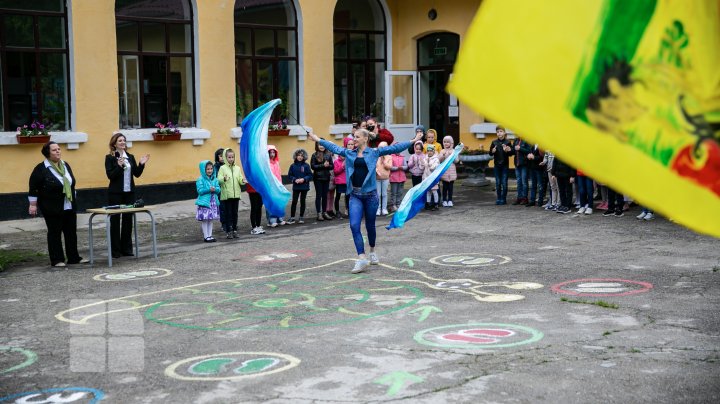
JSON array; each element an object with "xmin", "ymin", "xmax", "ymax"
[
  {"xmin": 387, "ymin": 0, "xmax": 486, "ymax": 152},
  {"xmin": 2, "ymin": 0, "xmax": 486, "ymax": 195}
]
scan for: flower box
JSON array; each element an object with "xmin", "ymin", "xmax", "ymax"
[
  {"xmin": 16, "ymin": 135, "xmax": 51, "ymax": 144},
  {"xmin": 268, "ymin": 129, "xmax": 290, "ymax": 136},
  {"xmin": 152, "ymin": 133, "xmax": 181, "ymax": 141}
]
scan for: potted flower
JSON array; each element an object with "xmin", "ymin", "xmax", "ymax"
[
  {"xmin": 153, "ymin": 121, "xmax": 182, "ymax": 141},
  {"xmin": 458, "ymin": 145, "xmax": 491, "ymax": 187},
  {"xmin": 268, "ymin": 118, "xmax": 290, "ymax": 136},
  {"xmin": 16, "ymin": 120, "xmax": 51, "ymax": 144}
]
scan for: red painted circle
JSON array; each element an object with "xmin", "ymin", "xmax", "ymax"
[
  {"xmin": 550, "ymin": 278, "xmax": 653, "ymax": 297},
  {"xmin": 439, "ymin": 328, "xmax": 515, "ymax": 344}
]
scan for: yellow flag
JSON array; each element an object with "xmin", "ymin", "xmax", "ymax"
[{"xmin": 449, "ymin": 0, "xmax": 720, "ymax": 237}]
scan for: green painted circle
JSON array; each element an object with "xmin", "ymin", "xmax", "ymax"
[
  {"xmin": 414, "ymin": 322, "xmax": 543, "ymax": 349},
  {"xmin": 0, "ymin": 346, "xmax": 38, "ymax": 374},
  {"xmin": 145, "ymin": 273, "xmax": 424, "ymax": 330},
  {"xmin": 253, "ymin": 298, "xmax": 290, "ymax": 308}
]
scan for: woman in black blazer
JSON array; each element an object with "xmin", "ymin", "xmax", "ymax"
[
  {"xmin": 105, "ymin": 133, "xmax": 150, "ymax": 258},
  {"xmin": 28, "ymin": 141, "xmax": 87, "ymax": 267}
]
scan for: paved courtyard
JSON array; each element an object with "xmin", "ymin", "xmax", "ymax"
[{"xmin": 1, "ymin": 184, "xmax": 719, "ymax": 403}]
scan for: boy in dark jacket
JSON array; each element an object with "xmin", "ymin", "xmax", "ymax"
[
  {"xmin": 526, "ymin": 144, "xmax": 546, "ymax": 207},
  {"xmin": 550, "ymin": 156, "xmax": 575, "ymax": 213},
  {"xmin": 287, "ymin": 148, "xmax": 312, "ymax": 224},
  {"xmin": 489, "ymin": 125, "xmax": 513, "ymax": 205},
  {"xmin": 512, "ymin": 136, "xmax": 532, "ymax": 205}
]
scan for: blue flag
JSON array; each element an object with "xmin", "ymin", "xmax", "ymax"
[
  {"xmin": 239, "ymin": 99, "xmax": 291, "ymax": 218},
  {"xmin": 387, "ymin": 144, "xmax": 463, "ymax": 230}
]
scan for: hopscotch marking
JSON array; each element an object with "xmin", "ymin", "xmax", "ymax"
[{"xmin": 165, "ymin": 352, "xmax": 299, "ymax": 381}]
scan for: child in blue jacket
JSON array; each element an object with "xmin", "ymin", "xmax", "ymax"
[
  {"xmin": 196, "ymin": 160, "xmax": 221, "ymax": 242},
  {"xmin": 287, "ymin": 148, "xmax": 312, "ymax": 224}
]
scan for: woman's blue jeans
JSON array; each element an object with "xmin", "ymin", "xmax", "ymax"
[{"xmin": 348, "ymin": 189, "xmax": 379, "ymax": 255}]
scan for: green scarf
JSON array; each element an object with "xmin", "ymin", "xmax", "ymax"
[{"xmin": 49, "ymin": 160, "xmax": 73, "ymax": 202}]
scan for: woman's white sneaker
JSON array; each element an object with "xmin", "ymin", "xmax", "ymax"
[
  {"xmin": 368, "ymin": 252, "xmax": 379, "ymax": 265},
  {"xmin": 351, "ymin": 259, "xmax": 370, "ymax": 274}
]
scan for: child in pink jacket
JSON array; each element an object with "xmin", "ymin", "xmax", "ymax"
[
  {"xmin": 332, "ymin": 136, "xmax": 352, "ymax": 218},
  {"xmin": 266, "ymin": 145, "xmax": 286, "ymax": 227},
  {"xmin": 438, "ymin": 136, "xmax": 459, "ymax": 207},
  {"xmin": 388, "ymin": 146, "xmax": 407, "ymax": 212}
]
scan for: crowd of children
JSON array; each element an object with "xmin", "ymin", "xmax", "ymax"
[
  {"xmin": 194, "ymin": 120, "xmax": 460, "ymax": 242},
  {"xmin": 197, "ymin": 122, "xmax": 650, "ymax": 243},
  {"xmin": 486, "ymin": 125, "xmax": 655, "ymax": 220}
]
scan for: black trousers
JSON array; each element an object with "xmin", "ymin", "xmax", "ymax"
[
  {"xmin": 556, "ymin": 176, "xmax": 573, "ymax": 209},
  {"xmin": 607, "ymin": 187, "xmax": 625, "ymax": 213},
  {"xmin": 44, "ymin": 209, "xmax": 81, "ymax": 265},
  {"xmin": 108, "ymin": 192, "xmax": 135, "ymax": 255},
  {"xmin": 291, "ymin": 190, "xmax": 308, "ymax": 218},
  {"xmin": 249, "ymin": 192, "xmax": 263, "ymax": 228}
]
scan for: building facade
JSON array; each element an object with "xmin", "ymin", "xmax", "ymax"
[{"xmin": 0, "ymin": 0, "xmax": 492, "ymax": 220}]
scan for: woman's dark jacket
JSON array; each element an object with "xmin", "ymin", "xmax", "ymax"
[
  {"xmin": 105, "ymin": 153, "xmax": 145, "ymax": 193},
  {"xmin": 28, "ymin": 161, "xmax": 77, "ymax": 215}
]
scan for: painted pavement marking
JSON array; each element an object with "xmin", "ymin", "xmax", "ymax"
[
  {"xmin": 165, "ymin": 352, "xmax": 299, "ymax": 381},
  {"xmin": 144, "ymin": 272, "xmax": 424, "ymax": 330},
  {"xmin": 374, "ymin": 371, "xmax": 424, "ymax": 396},
  {"xmin": 409, "ymin": 305, "xmax": 442, "ymax": 322},
  {"xmin": 551, "ymin": 278, "xmax": 653, "ymax": 297},
  {"xmin": 429, "ymin": 253, "xmax": 511, "ymax": 267},
  {"xmin": 0, "ymin": 346, "xmax": 37, "ymax": 374},
  {"xmin": 93, "ymin": 268, "xmax": 172, "ymax": 281},
  {"xmin": 57, "ymin": 259, "xmax": 542, "ymax": 329},
  {"xmin": 414, "ymin": 323, "xmax": 543, "ymax": 349},
  {"xmin": 0, "ymin": 387, "xmax": 104, "ymax": 403},
  {"xmin": 231, "ymin": 250, "xmax": 313, "ymax": 263}
]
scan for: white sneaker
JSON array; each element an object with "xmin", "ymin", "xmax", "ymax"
[
  {"xmin": 447, "ymin": 201, "xmax": 454, "ymax": 207},
  {"xmin": 258, "ymin": 226, "xmax": 266, "ymax": 234},
  {"xmin": 270, "ymin": 222, "xmax": 278, "ymax": 228},
  {"xmin": 577, "ymin": 207, "xmax": 586, "ymax": 214},
  {"xmin": 250, "ymin": 227, "xmax": 261, "ymax": 235},
  {"xmin": 351, "ymin": 259, "xmax": 370, "ymax": 274},
  {"xmin": 643, "ymin": 212, "xmax": 654, "ymax": 220},
  {"xmin": 442, "ymin": 201, "xmax": 448, "ymax": 207},
  {"xmin": 636, "ymin": 212, "xmax": 647, "ymax": 220},
  {"xmin": 368, "ymin": 252, "xmax": 379, "ymax": 265},
  {"xmin": 584, "ymin": 207, "xmax": 593, "ymax": 215},
  {"xmin": 381, "ymin": 209, "xmax": 388, "ymax": 215},
  {"xmin": 376, "ymin": 209, "xmax": 381, "ymax": 216}
]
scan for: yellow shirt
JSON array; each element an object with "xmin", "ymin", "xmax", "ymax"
[{"xmin": 423, "ymin": 142, "xmax": 442, "ymax": 154}]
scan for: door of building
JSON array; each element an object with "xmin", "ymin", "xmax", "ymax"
[{"xmin": 417, "ymin": 33, "xmax": 460, "ymax": 145}]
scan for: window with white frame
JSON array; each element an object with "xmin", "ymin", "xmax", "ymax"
[
  {"xmin": 333, "ymin": 0, "xmax": 386, "ymax": 124},
  {"xmin": 234, "ymin": 0, "xmax": 299, "ymax": 126},
  {"xmin": 116, "ymin": 0, "xmax": 195, "ymax": 129},
  {"xmin": 0, "ymin": 0, "xmax": 70, "ymax": 131}
]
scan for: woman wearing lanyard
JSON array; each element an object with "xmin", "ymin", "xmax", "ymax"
[
  {"xmin": 105, "ymin": 133, "xmax": 150, "ymax": 258},
  {"xmin": 308, "ymin": 129, "xmax": 422, "ymax": 274},
  {"xmin": 28, "ymin": 141, "xmax": 88, "ymax": 267}
]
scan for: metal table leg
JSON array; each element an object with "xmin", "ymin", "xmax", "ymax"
[{"xmin": 106, "ymin": 214, "xmax": 112, "ymax": 267}]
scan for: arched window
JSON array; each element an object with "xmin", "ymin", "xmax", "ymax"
[
  {"xmin": 333, "ymin": 0, "xmax": 386, "ymax": 123},
  {"xmin": 116, "ymin": 0, "xmax": 195, "ymax": 129},
  {"xmin": 0, "ymin": 1, "xmax": 70, "ymax": 131},
  {"xmin": 234, "ymin": 0, "xmax": 298, "ymax": 125}
]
